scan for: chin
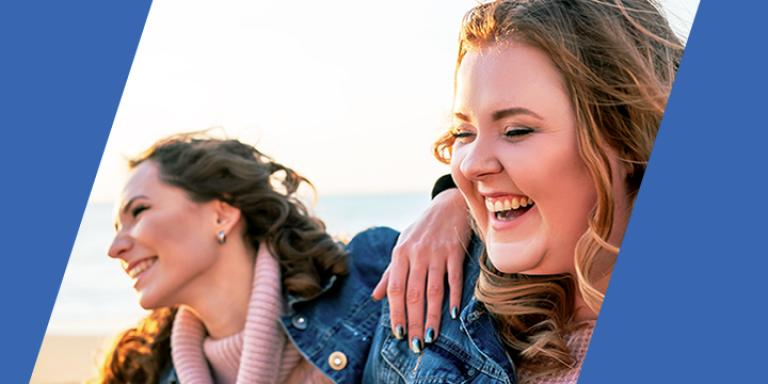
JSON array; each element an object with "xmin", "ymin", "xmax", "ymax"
[
  {"xmin": 137, "ymin": 291, "xmax": 164, "ymax": 310},
  {"xmin": 487, "ymin": 249, "xmax": 542, "ymax": 274},
  {"xmin": 137, "ymin": 298, "xmax": 156, "ymax": 310},
  {"xmin": 485, "ymin": 234, "xmax": 546, "ymax": 274}
]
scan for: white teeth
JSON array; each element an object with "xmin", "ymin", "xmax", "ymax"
[
  {"xmin": 484, "ymin": 196, "xmax": 533, "ymax": 213},
  {"xmin": 127, "ymin": 258, "xmax": 156, "ymax": 279}
]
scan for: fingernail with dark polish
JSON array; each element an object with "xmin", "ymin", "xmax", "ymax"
[
  {"xmin": 410, "ymin": 337, "xmax": 423, "ymax": 354},
  {"xmin": 424, "ymin": 328, "xmax": 436, "ymax": 344},
  {"xmin": 451, "ymin": 306, "xmax": 459, "ymax": 320},
  {"xmin": 394, "ymin": 325, "xmax": 405, "ymax": 340}
]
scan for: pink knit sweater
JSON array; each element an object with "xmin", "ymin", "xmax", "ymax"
[
  {"xmin": 170, "ymin": 247, "xmax": 331, "ymax": 384},
  {"xmin": 517, "ymin": 321, "xmax": 596, "ymax": 384}
]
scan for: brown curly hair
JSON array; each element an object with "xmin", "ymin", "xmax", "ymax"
[
  {"xmin": 434, "ymin": 0, "xmax": 682, "ymax": 381},
  {"xmin": 95, "ymin": 132, "xmax": 348, "ymax": 383}
]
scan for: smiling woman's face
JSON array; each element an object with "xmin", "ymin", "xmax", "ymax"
[
  {"xmin": 108, "ymin": 161, "xmax": 221, "ymax": 309},
  {"xmin": 450, "ymin": 41, "xmax": 600, "ymax": 276}
]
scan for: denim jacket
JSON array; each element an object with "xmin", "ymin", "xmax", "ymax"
[
  {"xmin": 280, "ymin": 227, "xmax": 398, "ymax": 383},
  {"xmin": 160, "ymin": 226, "xmax": 398, "ymax": 384},
  {"xmin": 362, "ymin": 235, "xmax": 517, "ymax": 384},
  {"xmin": 160, "ymin": 227, "xmax": 515, "ymax": 384}
]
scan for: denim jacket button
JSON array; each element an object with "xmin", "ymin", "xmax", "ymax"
[
  {"xmin": 328, "ymin": 351, "xmax": 348, "ymax": 371},
  {"xmin": 291, "ymin": 315, "xmax": 307, "ymax": 330}
]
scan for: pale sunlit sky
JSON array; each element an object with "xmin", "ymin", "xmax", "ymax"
[{"xmin": 89, "ymin": 0, "xmax": 699, "ymax": 203}]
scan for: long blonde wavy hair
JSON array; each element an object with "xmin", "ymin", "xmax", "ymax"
[{"xmin": 434, "ymin": 0, "xmax": 683, "ymax": 380}]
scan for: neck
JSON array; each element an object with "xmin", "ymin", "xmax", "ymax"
[{"xmin": 180, "ymin": 240, "xmax": 255, "ymax": 339}]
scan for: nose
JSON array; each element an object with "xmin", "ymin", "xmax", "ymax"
[
  {"xmin": 458, "ymin": 136, "xmax": 502, "ymax": 180},
  {"xmin": 108, "ymin": 232, "xmax": 133, "ymax": 260}
]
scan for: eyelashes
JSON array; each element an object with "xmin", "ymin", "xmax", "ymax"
[
  {"xmin": 114, "ymin": 202, "xmax": 149, "ymax": 232},
  {"xmin": 504, "ymin": 126, "xmax": 534, "ymax": 137},
  {"xmin": 131, "ymin": 205, "xmax": 149, "ymax": 218},
  {"xmin": 450, "ymin": 129, "xmax": 474, "ymax": 139},
  {"xmin": 450, "ymin": 129, "xmax": 476, "ymax": 145},
  {"xmin": 450, "ymin": 125, "xmax": 535, "ymax": 143}
]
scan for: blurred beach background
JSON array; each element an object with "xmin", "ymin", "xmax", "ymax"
[
  {"xmin": 31, "ymin": 0, "xmax": 698, "ymax": 383},
  {"xmin": 32, "ymin": 194, "xmax": 430, "ymax": 383}
]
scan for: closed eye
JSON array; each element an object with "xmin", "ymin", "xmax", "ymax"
[
  {"xmin": 131, "ymin": 205, "xmax": 149, "ymax": 218},
  {"xmin": 450, "ymin": 128, "xmax": 476, "ymax": 143},
  {"xmin": 451, "ymin": 131, "xmax": 474, "ymax": 138},
  {"xmin": 504, "ymin": 126, "xmax": 534, "ymax": 138}
]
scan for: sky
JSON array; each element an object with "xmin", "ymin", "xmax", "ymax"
[{"xmin": 89, "ymin": 0, "xmax": 699, "ymax": 203}]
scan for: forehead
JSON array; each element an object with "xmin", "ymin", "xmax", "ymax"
[
  {"xmin": 113, "ymin": 161, "xmax": 166, "ymax": 228},
  {"xmin": 454, "ymin": 42, "xmax": 569, "ymax": 113},
  {"xmin": 121, "ymin": 161, "xmax": 163, "ymax": 199}
]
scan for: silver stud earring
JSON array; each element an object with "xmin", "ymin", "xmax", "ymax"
[{"xmin": 217, "ymin": 230, "xmax": 226, "ymax": 245}]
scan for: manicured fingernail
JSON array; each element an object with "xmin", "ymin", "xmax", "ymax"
[
  {"xmin": 410, "ymin": 337, "xmax": 423, "ymax": 354},
  {"xmin": 394, "ymin": 325, "xmax": 405, "ymax": 340},
  {"xmin": 424, "ymin": 327, "xmax": 436, "ymax": 344},
  {"xmin": 451, "ymin": 306, "xmax": 459, "ymax": 320}
]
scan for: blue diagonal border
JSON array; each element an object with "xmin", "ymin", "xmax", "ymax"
[
  {"xmin": 0, "ymin": 1, "xmax": 151, "ymax": 380},
  {"xmin": 581, "ymin": 1, "xmax": 768, "ymax": 382}
]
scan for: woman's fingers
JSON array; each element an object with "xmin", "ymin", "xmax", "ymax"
[
  {"xmin": 423, "ymin": 261, "xmax": 446, "ymax": 345},
  {"xmin": 371, "ymin": 267, "xmax": 389, "ymax": 301},
  {"xmin": 386, "ymin": 250, "xmax": 408, "ymax": 341},
  {"xmin": 447, "ymin": 251, "xmax": 464, "ymax": 320},
  {"xmin": 405, "ymin": 259, "xmax": 427, "ymax": 354},
  {"xmin": 381, "ymin": 187, "xmax": 471, "ymax": 353}
]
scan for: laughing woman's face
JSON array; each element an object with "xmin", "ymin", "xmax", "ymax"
[
  {"xmin": 108, "ymin": 161, "xmax": 222, "ymax": 309},
  {"xmin": 450, "ymin": 41, "xmax": 600, "ymax": 276}
]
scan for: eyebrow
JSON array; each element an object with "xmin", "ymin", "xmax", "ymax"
[
  {"xmin": 454, "ymin": 112, "xmax": 472, "ymax": 122},
  {"xmin": 492, "ymin": 107, "xmax": 542, "ymax": 121},
  {"xmin": 453, "ymin": 107, "xmax": 543, "ymax": 123}
]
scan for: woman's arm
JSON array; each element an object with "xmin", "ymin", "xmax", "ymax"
[{"xmin": 371, "ymin": 185, "xmax": 470, "ymax": 351}]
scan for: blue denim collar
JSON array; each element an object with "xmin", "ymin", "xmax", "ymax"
[
  {"xmin": 283, "ymin": 273, "xmax": 339, "ymax": 315},
  {"xmin": 460, "ymin": 297, "xmax": 517, "ymax": 382}
]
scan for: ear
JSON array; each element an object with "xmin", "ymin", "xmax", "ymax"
[{"xmin": 212, "ymin": 200, "xmax": 242, "ymax": 237}]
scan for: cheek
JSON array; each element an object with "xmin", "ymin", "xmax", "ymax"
[
  {"xmin": 449, "ymin": 143, "xmax": 466, "ymax": 179},
  {"xmin": 450, "ymin": 149, "xmax": 485, "ymax": 222},
  {"xmin": 133, "ymin": 208, "xmax": 216, "ymax": 256},
  {"xmin": 501, "ymin": 137, "xmax": 595, "ymax": 234},
  {"xmin": 532, "ymin": 151, "xmax": 595, "ymax": 242},
  {"xmin": 450, "ymin": 149, "xmax": 468, "ymax": 197},
  {"xmin": 138, "ymin": 211, "xmax": 219, "ymax": 303}
]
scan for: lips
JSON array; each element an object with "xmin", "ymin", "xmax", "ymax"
[
  {"xmin": 484, "ymin": 195, "xmax": 535, "ymax": 221},
  {"xmin": 125, "ymin": 257, "xmax": 158, "ymax": 279}
]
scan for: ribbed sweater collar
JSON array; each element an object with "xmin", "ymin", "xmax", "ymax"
[{"xmin": 170, "ymin": 245, "xmax": 302, "ymax": 384}]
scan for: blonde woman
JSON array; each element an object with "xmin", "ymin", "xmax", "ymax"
[{"xmin": 365, "ymin": 1, "xmax": 683, "ymax": 383}]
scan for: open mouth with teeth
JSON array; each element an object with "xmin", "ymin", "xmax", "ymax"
[
  {"xmin": 485, "ymin": 196, "xmax": 535, "ymax": 221},
  {"xmin": 126, "ymin": 257, "xmax": 158, "ymax": 280}
]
